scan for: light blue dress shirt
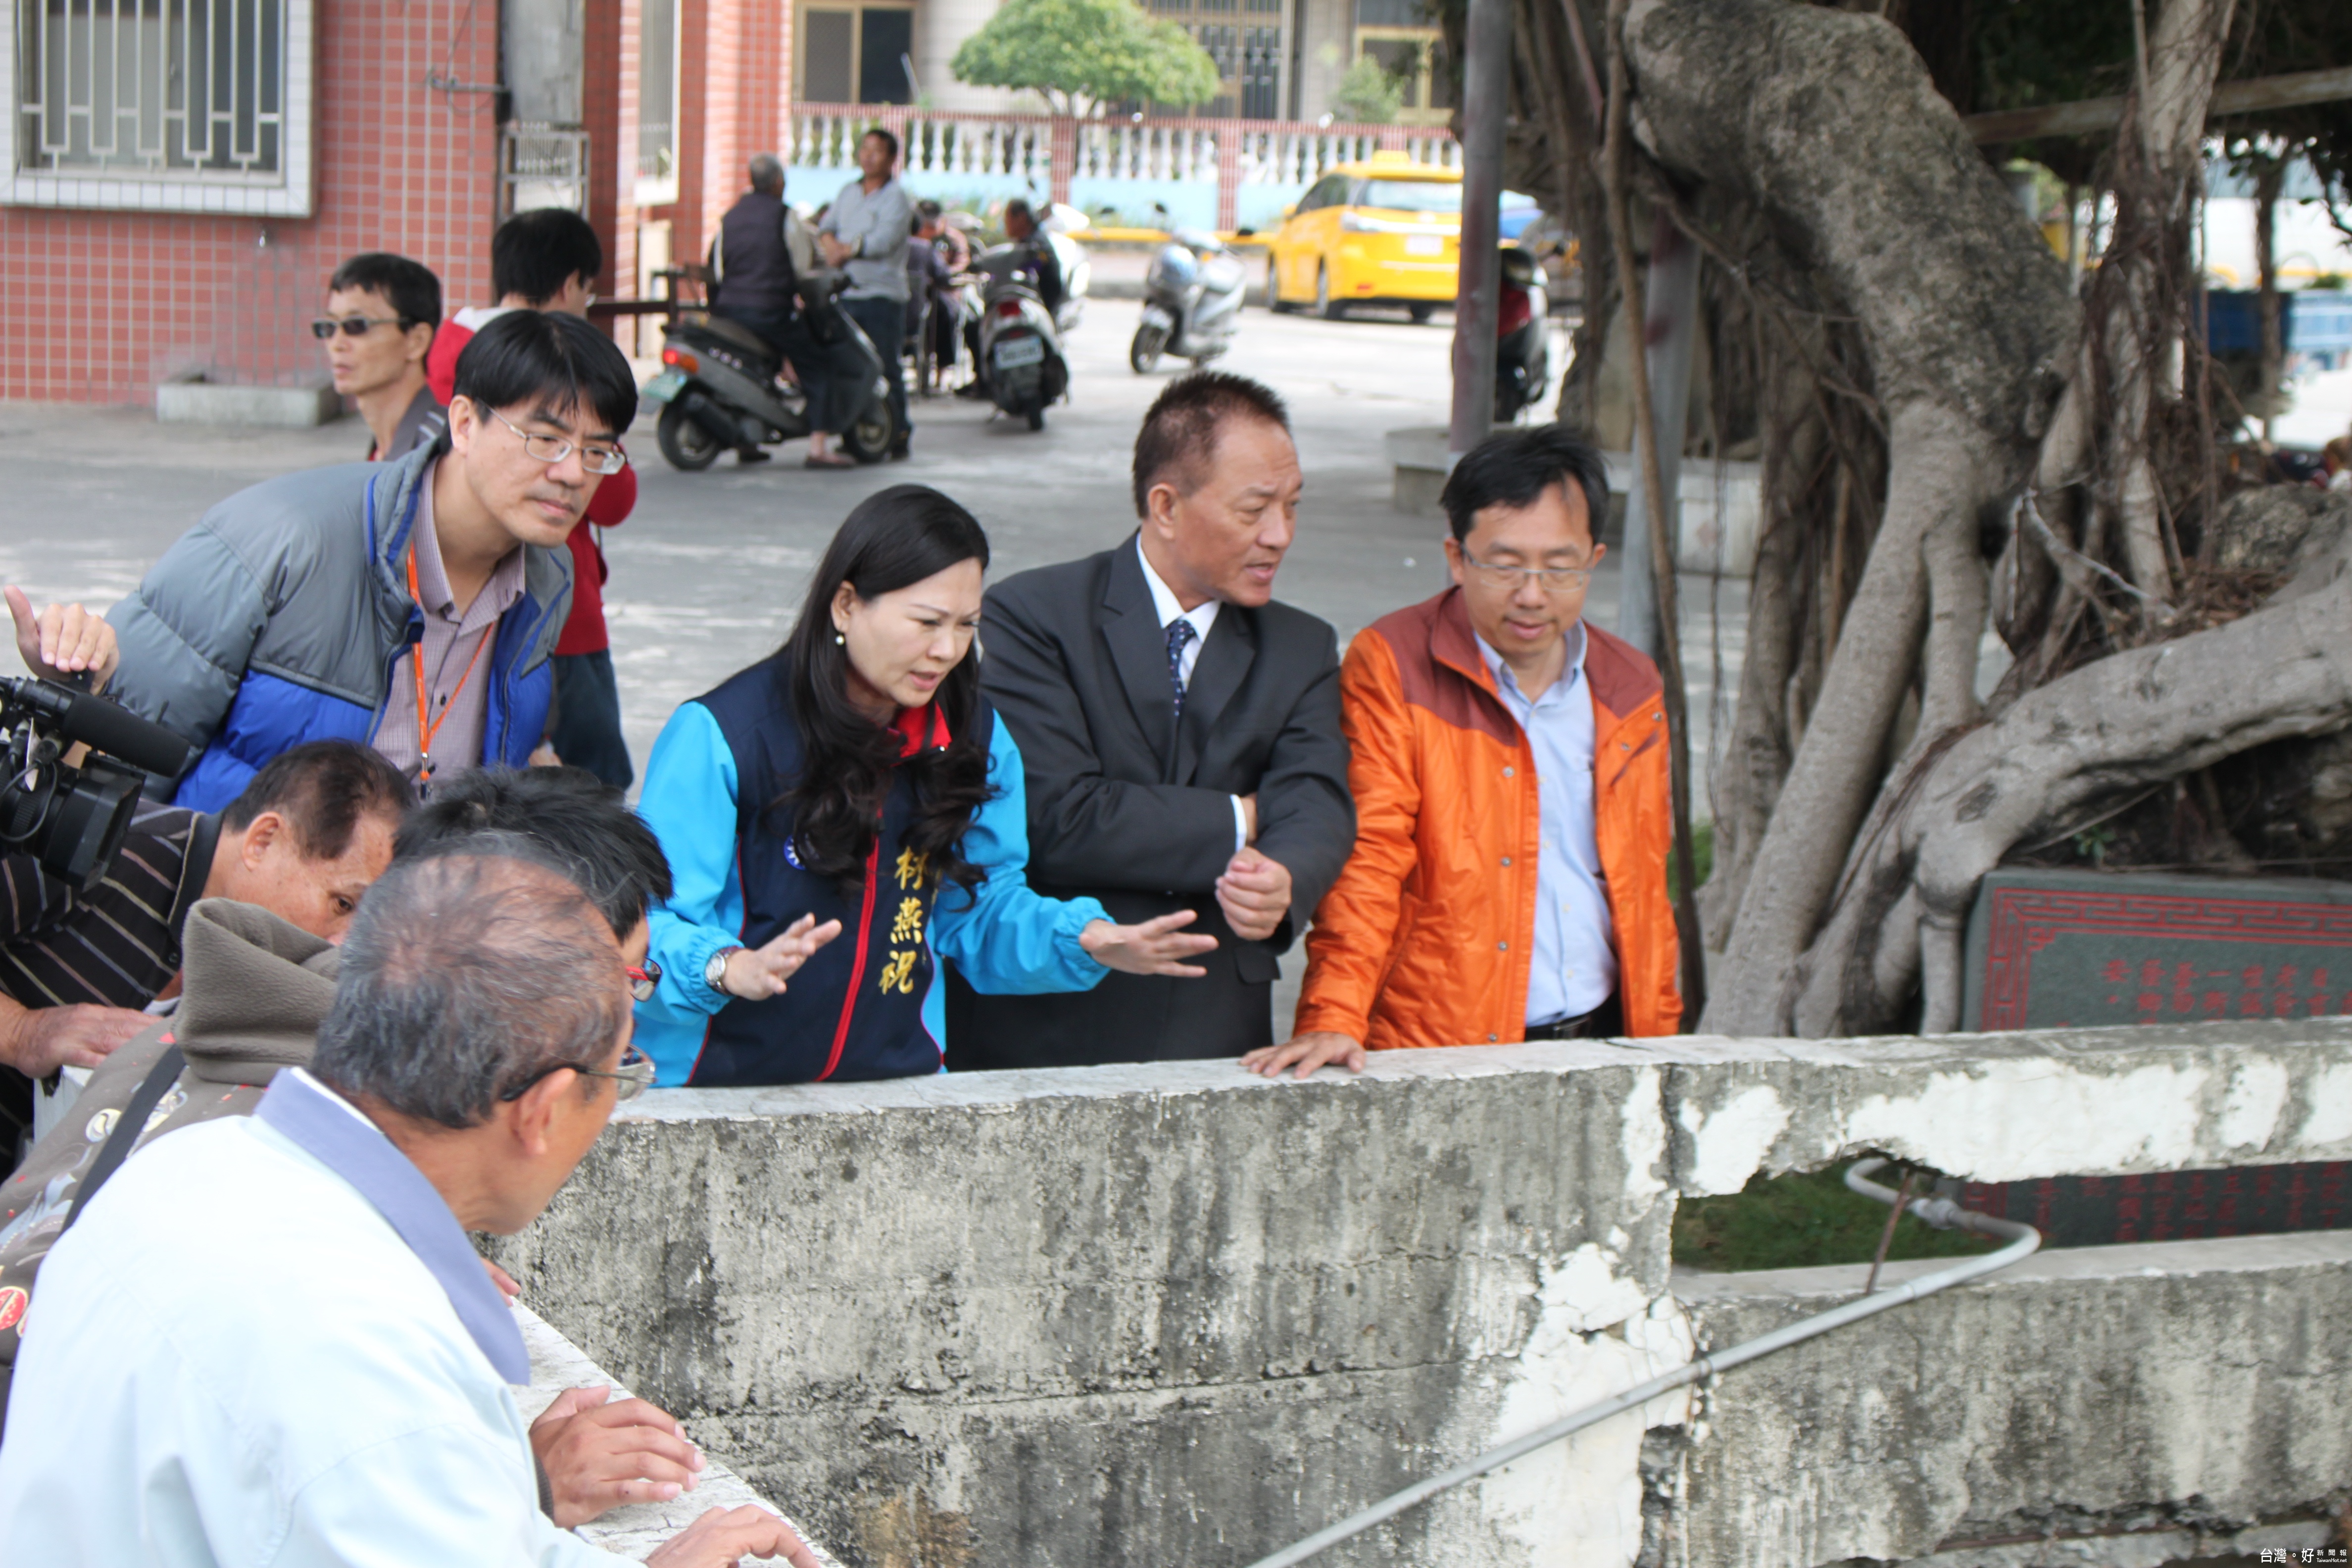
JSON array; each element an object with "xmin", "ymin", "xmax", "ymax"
[
  {"xmin": 0, "ymin": 1070, "xmax": 619, "ymax": 1566},
  {"xmin": 1475, "ymin": 623, "xmax": 1618, "ymax": 1023}
]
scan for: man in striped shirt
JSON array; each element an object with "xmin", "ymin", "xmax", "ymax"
[{"xmin": 0, "ymin": 739, "xmax": 412, "ymax": 1165}]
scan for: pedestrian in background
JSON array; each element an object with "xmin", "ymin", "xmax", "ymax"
[
  {"xmin": 1247, "ymin": 426, "xmax": 1680, "ymax": 1079},
  {"xmin": 108, "ymin": 311, "xmax": 636, "ymax": 807},
  {"xmin": 0, "ymin": 848, "xmax": 817, "ymax": 1568},
  {"xmin": 945, "ymin": 373, "xmax": 1355, "ymax": 1070},
  {"xmin": 818, "ymin": 128, "xmax": 914, "ymax": 460},
  {"xmin": 710, "ymin": 154, "xmax": 862, "ymax": 471},
  {"xmin": 903, "ymin": 208, "xmax": 951, "ymax": 392},
  {"xmin": 431, "ymin": 208, "xmax": 640, "ymax": 790},
  {"xmin": 917, "ymin": 202, "xmax": 971, "ymax": 390},
  {"xmin": 316, "ymin": 252, "xmax": 444, "ymax": 461},
  {"xmin": 632, "ymin": 485, "xmax": 1214, "ymax": 1087}
]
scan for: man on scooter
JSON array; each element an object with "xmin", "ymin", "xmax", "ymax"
[
  {"xmin": 709, "ymin": 155, "xmax": 860, "ymax": 470},
  {"xmin": 960, "ymin": 199, "xmax": 1066, "ymax": 400},
  {"xmin": 1003, "ymin": 199, "xmax": 1066, "ymax": 319}
]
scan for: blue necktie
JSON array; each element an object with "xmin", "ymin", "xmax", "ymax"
[{"xmin": 1166, "ymin": 618, "xmax": 1199, "ymax": 718}]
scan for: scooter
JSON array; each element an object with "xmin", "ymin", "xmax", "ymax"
[
  {"xmin": 640, "ymin": 296, "xmax": 898, "ymax": 471},
  {"xmin": 1131, "ymin": 223, "xmax": 1247, "ymax": 375},
  {"xmin": 970, "ymin": 243, "xmax": 1069, "ymax": 431},
  {"xmin": 1494, "ymin": 245, "xmax": 1552, "ymax": 424}
]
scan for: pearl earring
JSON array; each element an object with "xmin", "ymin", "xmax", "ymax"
[{"xmin": 834, "ymin": 629, "xmax": 845, "ymax": 645}]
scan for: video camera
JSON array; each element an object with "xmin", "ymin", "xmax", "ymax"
[{"xmin": 0, "ymin": 677, "xmax": 191, "ymax": 892}]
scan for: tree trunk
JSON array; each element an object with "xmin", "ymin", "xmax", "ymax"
[
  {"xmin": 2255, "ymin": 154, "xmax": 2284, "ymax": 443},
  {"xmin": 2097, "ymin": 0, "xmax": 2239, "ymax": 604},
  {"xmin": 1615, "ymin": 0, "xmax": 2076, "ymax": 1035},
  {"xmin": 1791, "ymin": 548, "xmax": 2352, "ymax": 1035},
  {"xmin": 1696, "ymin": 350, "xmax": 1820, "ymax": 947}
]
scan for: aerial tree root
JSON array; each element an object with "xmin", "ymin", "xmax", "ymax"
[
  {"xmin": 1785, "ymin": 554, "xmax": 2352, "ymax": 1036},
  {"xmin": 1614, "ymin": 0, "xmax": 2077, "ymax": 1035}
]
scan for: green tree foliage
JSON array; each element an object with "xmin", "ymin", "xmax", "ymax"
[
  {"xmin": 951, "ymin": 0, "xmax": 1222, "ymax": 117},
  {"xmin": 1331, "ymin": 54, "xmax": 1404, "ymax": 125}
]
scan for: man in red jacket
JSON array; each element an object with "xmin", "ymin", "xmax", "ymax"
[{"xmin": 429, "ymin": 209, "xmax": 639, "ymax": 789}]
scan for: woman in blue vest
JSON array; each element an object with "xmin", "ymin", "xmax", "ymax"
[{"xmin": 633, "ymin": 484, "xmax": 1217, "ymax": 1084}]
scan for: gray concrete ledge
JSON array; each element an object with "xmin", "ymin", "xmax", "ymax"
[
  {"xmin": 506, "ymin": 1021, "xmax": 2352, "ymax": 1568},
  {"xmin": 1671, "ymin": 1230, "xmax": 2352, "ymax": 1568},
  {"xmin": 155, "ymin": 379, "xmax": 341, "ymax": 428},
  {"xmin": 515, "ymin": 1301, "xmax": 841, "ymax": 1565}
]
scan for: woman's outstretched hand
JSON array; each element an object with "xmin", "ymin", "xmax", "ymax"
[
  {"xmin": 721, "ymin": 914, "xmax": 844, "ymax": 1000},
  {"xmin": 1078, "ymin": 910, "xmax": 1219, "ymax": 978}
]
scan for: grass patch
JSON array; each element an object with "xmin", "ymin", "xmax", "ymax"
[{"xmin": 1671, "ymin": 1163, "xmax": 1996, "ymax": 1274}]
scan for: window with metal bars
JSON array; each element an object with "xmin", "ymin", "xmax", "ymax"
[
  {"xmin": 13, "ymin": 0, "xmax": 285, "ymax": 177},
  {"xmin": 1240, "ymin": 25, "xmax": 1280, "ymax": 118}
]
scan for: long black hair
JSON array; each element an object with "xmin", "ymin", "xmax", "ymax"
[{"xmin": 772, "ymin": 485, "xmax": 994, "ymax": 897}]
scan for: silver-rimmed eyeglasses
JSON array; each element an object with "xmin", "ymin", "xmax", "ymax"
[
  {"xmin": 483, "ymin": 404, "xmax": 629, "ymax": 475},
  {"xmin": 1459, "ymin": 549, "xmax": 1596, "ymax": 593}
]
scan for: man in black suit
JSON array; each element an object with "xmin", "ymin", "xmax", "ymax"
[{"xmin": 946, "ymin": 372, "xmax": 1354, "ymax": 1068}]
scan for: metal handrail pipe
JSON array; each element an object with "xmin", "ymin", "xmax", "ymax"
[{"xmin": 1238, "ymin": 1158, "xmax": 2041, "ymax": 1568}]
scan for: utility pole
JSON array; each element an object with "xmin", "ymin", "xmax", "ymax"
[{"xmin": 1447, "ymin": 0, "xmax": 1510, "ymax": 455}]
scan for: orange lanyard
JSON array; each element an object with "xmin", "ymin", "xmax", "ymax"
[{"xmin": 405, "ymin": 542, "xmax": 494, "ymax": 783}]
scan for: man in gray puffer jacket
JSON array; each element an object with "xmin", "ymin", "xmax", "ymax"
[{"xmin": 106, "ymin": 311, "xmax": 639, "ymax": 809}]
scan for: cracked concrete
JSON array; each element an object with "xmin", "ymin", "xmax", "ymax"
[{"xmin": 495, "ymin": 1022, "xmax": 2352, "ymax": 1568}]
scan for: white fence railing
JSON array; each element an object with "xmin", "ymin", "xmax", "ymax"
[{"xmin": 785, "ymin": 105, "xmax": 1459, "ymax": 227}]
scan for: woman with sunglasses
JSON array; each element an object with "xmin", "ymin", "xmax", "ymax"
[{"xmin": 633, "ymin": 485, "xmax": 1217, "ymax": 1085}]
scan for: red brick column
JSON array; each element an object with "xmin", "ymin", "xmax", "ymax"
[
  {"xmin": 1050, "ymin": 117, "xmax": 1077, "ymax": 207},
  {"xmin": 1215, "ymin": 129, "xmax": 1241, "ymax": 232}
]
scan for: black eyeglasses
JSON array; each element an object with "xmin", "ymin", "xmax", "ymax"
[
  {"xmin": 498, "ymin": 1045, "xmax": 656, "ymax": 1104},
  {"xmin": 626, "ymin": 960, "xmax": 662, "ymax": 1003},
  {"xmin": 311, "ymin": 315, "xmax": 413, "ymax": 339}
]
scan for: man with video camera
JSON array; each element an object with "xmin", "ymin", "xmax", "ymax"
[{"xmin": 1, "ymin": 587, "xmax": 412, "ymax": 1164}]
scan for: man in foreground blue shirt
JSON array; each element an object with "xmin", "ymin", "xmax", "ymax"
[{"xmin": 0, "ymin": 848, "xmax": 817, "ymax": 1568}]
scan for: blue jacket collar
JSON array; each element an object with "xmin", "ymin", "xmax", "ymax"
[{"xmin": 255, "ymin": 1068, "xmax": 531, "ymax": 1383}]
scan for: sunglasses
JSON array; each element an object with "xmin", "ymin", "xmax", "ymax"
[
  {"xmin": 311, "ymin": 315, "xmax": 414, "ymax": 339},
  {"xmin": 498, "ymin": 1045, "xmax": 656, "ymax": 1104}
]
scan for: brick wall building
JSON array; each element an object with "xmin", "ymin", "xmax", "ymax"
[{"xmin": 0, "ymin": 0, "xmax": 788, "ymax": 406}]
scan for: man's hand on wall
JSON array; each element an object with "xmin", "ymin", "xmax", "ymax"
[
  {"xmin": 645, "ymin": 1504, "xmax": 825, "ymax": 1568},
  {"xmin": 0, "ymin": 1000, "xmax": 150, "ymax": 1076},
  {"xmin": 1215, "ymin": 848, "xmax": 1291, "ymax": 943},
  {"xmin": 530, "ymin": 1384, "xmax": 708, "ymax": 1527},
  {"xmin": 6, "ymin": 585, "xmax": 119, "ymax": 692},
  {"xmin": 1241, "ymin": 1031, "xmax": 1368, "ymax": 1079}
]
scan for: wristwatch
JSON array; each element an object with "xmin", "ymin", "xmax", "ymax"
[{"xmin": 705, "ymin": 946, "xmax": 744, "ymax": 996}]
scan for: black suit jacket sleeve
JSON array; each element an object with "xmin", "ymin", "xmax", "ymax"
[
  {"xmin": 1246, "ymin": 621, "xmax": 1353, "ymax": 941},
  {"xmin": 980, "ymin": 575, "xmax": 1239, "ymax": 893}
]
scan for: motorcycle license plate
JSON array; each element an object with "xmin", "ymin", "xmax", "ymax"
[
  {"xmin": 1405, "ymin": 234, "xmax": 1444, "ymax": 256},
  {"xmin": 642, "ymin": 368, "xmax": 687, "ymax": 403},
  {"xmin": 992, "ymin": 336, "xmax": 1046, "ymax": 370}
]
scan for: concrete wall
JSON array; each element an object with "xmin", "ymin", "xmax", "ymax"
[
  {"xmin": 1672, "ymin": 1232, "xmax": 2352, "ymax": 1568},
  {"xmin": 496, "ymin": 1020, "xmax": 2352, "ymax": 1568},
  {"xmin": 514, "ymin": 1300, "xmax": 846, "ymax": 1565}
]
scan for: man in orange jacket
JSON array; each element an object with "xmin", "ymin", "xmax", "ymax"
[{"xmin": 1244, "ymin": 425, "xmax": 1680, "ymax": 1077}]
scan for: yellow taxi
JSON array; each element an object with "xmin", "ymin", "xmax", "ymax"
[{"xmin": 1267, "ymin": 151, "xmax": 1460, "ymax": 321}]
